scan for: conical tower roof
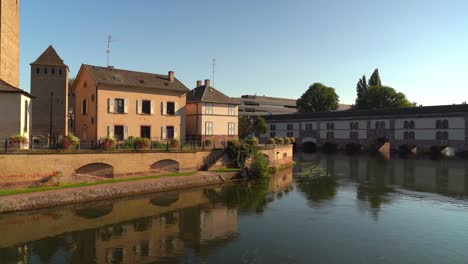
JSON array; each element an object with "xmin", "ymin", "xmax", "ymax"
[{"xmin": 31, "ymin": 45, "xmax": 67, "ymax": 67}]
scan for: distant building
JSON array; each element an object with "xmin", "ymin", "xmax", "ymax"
[
  {"xmin": 0, "ymin": 0, "xmax": 32, "ymax": 147},
  {"xmin": 30, "ymin": 45, "xmax": 69, "ymax": 140},
  {"xmin": 237, "ymin": 94, "xmax": 351, "ymax": 116},
  {"xmin": 186, "ymin": 80, "xmax": 239, "ymax": 143},
  {"xmin": 73, "ymin": 65, "xmax": 189, "ymax": 143}
]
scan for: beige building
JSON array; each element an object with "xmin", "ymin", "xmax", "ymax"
[
  {"xmin": 186, "ymin": 80, "xmax": 239, "ymax": 144},
  {"xmin": 73, "ymin": 65, "xmax": 189, "ymax": 143},
  {"xmin": 30, "ymin": 45, "xmax": 69, "ymax": 139},
  {"xmin": 0, "ymin": 0, "xmax": 32, "ymax": 147}
]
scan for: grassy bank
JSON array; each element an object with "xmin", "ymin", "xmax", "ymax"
[
  {"xmin": 210, "ymin": 168, "xmax": 241, "ymax": 173},
  {"xmin": 0, "ymin": 171, "xmax": 197, "ymax": 197}
]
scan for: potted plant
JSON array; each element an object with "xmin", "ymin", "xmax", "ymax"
[
  {"xmin": 170, "ymin": 138, "xmax": 180, "ymax": 148},
  {"xmin": 135, "ymin": 137, "xmax": 150, "ymax": 149},
  {"xmin": 8, "ymin": 135, "xmax": 28, "ymax": 146},
  {"xmin": 267, "ymin": 138, "xmax": 275, "ymax": 145},
  {"xmin": 100, "ymin": 137, "xmax": 115, "ymax": 150},
  {"xmin": 277, "ymin": 137, "xmax": 285, "ymax": 145}
]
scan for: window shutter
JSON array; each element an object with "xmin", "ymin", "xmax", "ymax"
[
  {"xmin": 124, "ymin": 99, "xmax": 129, "ymax": 113},
  {"xmin": 161, "ymin": 101, "xmax": 167, "ymax": 115},
  {"xmin": 161, "ymin": 126, "xmax": 167, "ymax": 140},
  {"xmin": 136, "ymin": 99, "xmax": 142, "ymax": 114},
  {"xmin": 175, "ymin": 102, "xmax": 179, "ymax": 115},
  {"xmin": 108, "ymin": 98, "xmax": 115, "ymax": 113},
  {"xmin": 81, "ymin": 101, "xmax": 84, "ymax": 114},
  {"xmin": 174, "ymin": 126, "xmax": 178, "ymax": 139},
  {"xmin": 150, "ymin": 100, "xmax": 155, "ymax": 115},
  {"xmin": 85, "ymin": 100, "xmax": 89, "ymax": 114},
  {"xmin": 124, "ymin": 126, "xmax": 129, "ymax": 140},
  {"xmin": 107, "ymin": 126, "xmax": 114, "ymax": 137}
]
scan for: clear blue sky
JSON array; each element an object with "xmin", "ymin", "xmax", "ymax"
[{"xmin": 19, "ymin": 0, "xmax": 468, "ymax": 105}]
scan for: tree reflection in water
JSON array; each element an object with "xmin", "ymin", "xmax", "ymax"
[
  {"xmin": 356, "ymin": 184, "xmax": 394, "ymax": 221},
  {"xmin": 294, "ymin": 162, "xmax": 337, "ymax": 205}
]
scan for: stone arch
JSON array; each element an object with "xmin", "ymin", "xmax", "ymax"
[
  {"xmin": 76, "ymin": 163, "xmax": 114, "ymax": 178},
  {"xmin": 151, "ymin": 159, "xmax": 180, "ymax": 173},
  {"xmin": 150, "ymin": 191, "xmax": 180, "ymax": 207},
  {"xmin": 302, "ymin": 142, "xmax": 317, "ymax": 153},
  {"xmin": 301, "ymin": 137, "xmax": 317, "ymax": 144},
  {"xmin": 74, "ymin": 202, "xmax": 114, "ymax": 219}
]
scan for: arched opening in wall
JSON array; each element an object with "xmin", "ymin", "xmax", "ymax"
[
  {"xmin": 151, "ymin": 159, "xmax": 180, "ymax": 173},
  {"xmin": 345, "ymin": 143, "xmax": 363, "ymax": 155},
  {"xmin": 74, "ymin": 202, "xmax": 114, "ymax": 219},
  {"xmin": 322, "ymin": 142, "xmax": 338, "ymax": 154},
  {"xmin": 76, "ymin": 163, "xmax": 114, "ymax": 178},
  {"xmin": 262, "ymin": 154, "xmax": 271, "ymax": 165},
  {"xmin": 398, "ymin": 144, "xmax": 418, "ymax": 158},
  {"xmin": 150, "ymin": 191, "xmax": 180, "ymax": 207},
  {"xmin": 302, "ymin": 142, "xmax": 317, "ymax": 153}
]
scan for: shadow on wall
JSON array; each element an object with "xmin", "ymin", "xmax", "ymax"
[
  {"xmin": 151, "ymin": 159, "xmax": 180, "ymax": 173},
  {"xmin": 76, "ymin": 163, "xmax": 114, "ymax": 178}
]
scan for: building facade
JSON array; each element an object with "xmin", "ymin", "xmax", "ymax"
[
  {"xmin": 30, "ymin": 45, "xmax": 69, "ymax": 139},
  {"xmin": 264, "ymin": 105, "xmax": 468, "ymax": 152},
  {"xmin": 186, "ymin": 80, "xmax": 239, "ymax": 144},
  {"xmin": 73, "ymin": 65, "xmax": 189, "ymax": 143},
  {"xmin": 0, "ymin": 0, "xmax": 32, "ymax": 147}
]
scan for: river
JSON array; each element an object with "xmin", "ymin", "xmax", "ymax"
[{"xmin": 1, "ymin": 153, "xmax": 468, "ymax": 263}]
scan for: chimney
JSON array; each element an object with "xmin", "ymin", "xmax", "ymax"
[
  {"xmin": 168, "ymin": 71, "xmax": 175, "ymax": 82},
  {"xmin": 205, "ymin": 79, "xmax": 211, "ymax": 87},
  {"xmin": 196, "ymin": 80, "xmax": 202, "ymax": 87}
]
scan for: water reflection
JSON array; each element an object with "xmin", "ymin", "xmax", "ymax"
[{"xmin": 0, "ymin": 170, "xmax": 293, "ymax": 264}]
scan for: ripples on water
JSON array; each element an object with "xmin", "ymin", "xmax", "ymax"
[{"xmin": 1, "ymin": 153, "xmax": 468, "ymax": 263}]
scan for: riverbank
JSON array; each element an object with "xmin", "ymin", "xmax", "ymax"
[{"xmin": 0, "ymin": 171, "xmax": 240, "ymax": 213}]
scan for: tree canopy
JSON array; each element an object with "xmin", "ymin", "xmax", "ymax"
[
  {"xmin": 296, "ymin": 83, "xmax": 339, "ymax": 112},
  {"xmin": 369, "ymin": 69, "xmax": 382, "ymax": 86},
  {"xmin": 238, "ymin": 116, "xmax": 267, "ymax": 139},
  {"xmin": 356, "ymin": 86, "xmax": 415, "ymax": 109}
]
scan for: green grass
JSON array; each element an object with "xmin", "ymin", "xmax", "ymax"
[
  {"xmin": 210, "ymin": 168, "xmax": 241, "ymax": 173},
  {"xmin": 0, "ymin": 171, "xmax": 197, "ymax": 197}
]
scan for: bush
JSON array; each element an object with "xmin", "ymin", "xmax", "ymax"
[
  {"xmin": 227, "ymin": 140, "xmax": 255, "ymax": 168},
  {"xmin": 123, "ymin": 136, "xmax": 137, "ymax": 149},
  {"xmin": 289, "ymin": 137, "xmax": 296, "ymax": 143},
  {"xmin": 277, "ymin": 137, "xmax": 285, "ymax": 145},
  {"xmin": 9, "ymin": 135, "xmax": 28, "ymax": 145},
  {"xmin": 58, "ymin": 133, "xmax": 80, "ymax": 149},
  {"xmin": 267, "ymin": 138, "xmax": 275, "ymax": 145},
  {"xmin": 134, "ymin": 137, "xmax": 150, "ymax": 149},
  {"xmin": 248, "ymin": 151, "xmax": 269, "ymax": 178},
  {"xmin": 170, "ymin": 138, "xmax": 180, "ymax": 148},
  {"xmin": 100, "ymin": 137, "xmax": 115, "ymax": 150},
  {"xmin": 246, "ymin": 137, "xmax": 259, "ymax": 147},
  {"xmin": 284, "ymin": 137, "xmax": 291, "ymax": 145},
  {"xmin": 204, "ymin": 139, "xmax": 212, "ymax": 146},
  {"xmin": 153, "ymin": 141, "xmax": 167, "ymax": 149}
]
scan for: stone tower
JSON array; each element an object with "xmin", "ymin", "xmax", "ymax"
[
  {"xmin": 0, "ymin": 0, "xmax": 20, "ymax": 87},
  {"xmin": 31, "ymin": 45, "xmax": 69, "ymax": 138}
]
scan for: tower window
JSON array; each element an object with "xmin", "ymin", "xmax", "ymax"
[
  {"xmin": 59, "ymin": 69, "xmax": 62, "ymax": 75},
  {"xmin": 36, "ymin": 68, "xmax": 40, "ymax": 74},
  {"xmin": 44, "ymin": 68, "xmax": 48, "ymax": 74},
  {"xmin": 52, "ymin": 68, "xmax": 55, "ymax": 75}
]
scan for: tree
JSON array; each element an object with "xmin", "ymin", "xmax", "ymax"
[
  {"xmin": 369, "ymin": 69, "xmax": 382, "ymax": 86},
  {"xmin": 238, "ymin": 116, "xmax": 267, "ymax": 139},
  {"xmin": 356, "ymin": 75, "xmax": 368, "ymax": 106},
  {"xmin": 296, "ymin": 83, "xmax": 339, "ymax": 112},
  {"xmin": 355, "ymin": 86, "xmax": 415, "ymax": 110}
]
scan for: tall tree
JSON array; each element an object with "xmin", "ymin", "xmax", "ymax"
[
  {"xmin": 369, "ymin": 69, "xmax": 382, "ymax": 86},
  {"xmin": 355, "ymin": 75, "xmax": 368, "ymax": 106},
  {"xmin": 355, "ymin": 86, "xmax": 415, "ymax": 110},
  {"xmin": 239, "ymin": 116, "xmax": 267, "ymax": 139},
  {"xmin": 296, "ymin": 83, "xmax": 339, "ymax": 113}
]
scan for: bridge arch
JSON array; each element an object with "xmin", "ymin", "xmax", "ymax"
[
  {"xmin": 151, "ymin": 159, "xmax": 180, "ymax": 173},
  {"xmin": 301, "ymin": 138, "xmax": 317, "ymax": 153},
  {"xmin": 74, "ymin": 202, "xmax": 114, "ymax": 219},
  {"xmin": 76, "ymin": 163, "xmax": 114, "ymax": 178},
  {"xmin": 150, "ymin": 191, "xmax": 180, "ymax": 207}
]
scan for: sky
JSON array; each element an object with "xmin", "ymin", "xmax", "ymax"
[{"xmin": 19, "ymin": 0, "xmax": 468, "ymax": 105}]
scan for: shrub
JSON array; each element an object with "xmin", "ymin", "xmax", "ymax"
[
  {"xmin": 248, "ymin": 151, "xmax": 269, "ymax": 178},
  {"xmin": 58, "ymin": 133, "xmax": 80, "ymax": 149},
  {"xmin": 8, "ymin": 135, "xmax": 28, "ymax": 145},
  {"xmin": 170, "ymin": 138, "xmax": 180, "ymax": 148},
  {"xmin": 153, "ymin": 141, "xmax": 167, "ymax": 149},
  {"xmin": 204, "ymin": 139, "xmax": 212, "ymax": 146},
  {"xmin": 284, "ymin": 137, "xmax": 291, "ymax": 145},
  {"xmin": 227, "ymin": 140, "xmax": 255, "ymax": 168},
  {"xmin": 123, "ymin": 136, "xmax": 137, "ymax": 149},
  {"xmin": 277, "ymin": 137, "xmax": 285, "ymax": 145},
  {"xmin": 135, "ymin": 137, "xmax": 150, "ymax": 149},
  {"xmin": 246, "ymin": 137, "xmax": 259, "ymax": 147},
  {"xmin": 267, "ymin": 138, "xmax": 275, "ymax": 145},
  {"xmin": 100, "ymin": 137, "xmax": 115, "ymax": 150}
]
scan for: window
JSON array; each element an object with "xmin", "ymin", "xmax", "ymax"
[
  {"xmin": 91, "ymin": 94, "xmax": 95, "ymax": 102},
  {"xmin": 36, "ymin": 68, "xmax": 40, "ymax": 74},
  {"xmin": 142, "ymin": 100, "xmax": 151, "ymax": 114},
  {"xmin": 205, "ymin": 122, "xmax": 213, "ymax": 135},
  {"xmin": 52, "ymin": 68, "xmax": 55, "ymax": 75},
  {"xmin": 205, "ymin": 103, "xmax": 213, "ymax": 114},
  {"xmin": 287, "ymin": 124, "xmax": 294, "ymax": 130},
  {"xmin": 326, "ymin": 122, "xmax": 335, "ymax": 130},
  {"xmin": 141, "ymin": 126, "xmax": 151, "ymax": 138},
  {"xmin": 404, "ymin": 121, "xmax": 409, "ymax": 129},
  {"xmin": 44, "ymin": 68, "xmax": 48, "ymax": 74},
  {"xmin": 166, "ymin": 102, "xmax": 175, "ymax": 115},
  {"xmin": 82, "ymin": 99, "xmax": 88, "ymax": 115},
  {"xmin": 84, "ymin": 81, "xmax": 88, "ymax": 88},
  {"xmin": 59, "ymin": 68, "xmax": 62, "ymax": 75},
  {"xmin": 114, "ymin": 126, "xmax": 124, "ymax": 140},
  {"xmin": 326, "ymin": 131, "xmax": 335, "ymax": 139},
  {"xmin": 228, "ymin": 122, "xmax": 235, "ymax": 135},
  {"xmin": 410, "ymin": 121, "xmax": 415, "ymax": 129},
  {"xmin": 115, "ymin": 99, "xmax": 124, "ymax": 113},
  {"xmin": 436, "ymin": 131, "xmax": 448, "ymax": 141},
  {"xmin": 436, "ymin": 120, "xmax": 442, "ymax": 129},
  {"xmin": 270, "ymin": 124, "xmax": 276, "ymax": 131},
  {"xmin": 287, "ymin": 132, "xmax": 294, "ymax": 137},
  {"xmin": 442, "ymin": 120, "xmax": 449, "ymax": 129},
  {"xmin": 270, "ymin": 132, "xmax": 276, "ymax": 137},
  {"xmin": 24, "ymin": 101, "xmax": 28, "ymax": 132},
  {"xmin": 166, "ymin": 126, "xmax": 175, "ymax": 139},
  {"xmin": 376, "ymin": 121, "xmax": 385, "ymax": 129},
  {"xmin": 135, "ymin": 241, "xmax": 150, "ymax": 257},
  {"xmin": 228, "ymin": 104, "xmax": 236, "ymax": 116}
]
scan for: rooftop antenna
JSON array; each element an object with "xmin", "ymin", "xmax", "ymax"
[
  {"xmin": 107, "ymin": 33, "xmax": 112, "ymax": 67},
  {"xmin": 212, "ymin": 58, "xmax": 216, "ymax": 87}
]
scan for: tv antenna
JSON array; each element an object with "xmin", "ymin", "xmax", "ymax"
[
  {"xmin": 212, "ymin": 58, "xmax": 216, "ymax": 87},
  {"xmin": 107, "ymin": 33, "xmax": 112, "ymax": 67}
]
